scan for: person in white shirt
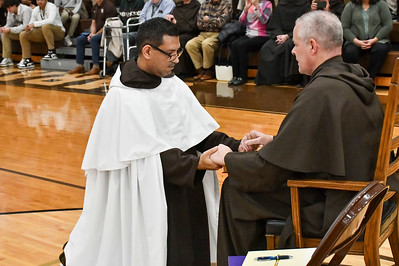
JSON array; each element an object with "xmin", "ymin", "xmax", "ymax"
[
  {"xmin": 55, "ymin": 0, "xmax": 88, "ymax": 46},
  {"xmin": 0, "ymin": 0, "xmax": 32, "ymax": 67},
  {"xmin": 18, "ymin": 0, "xmax": 65, "ymax": 69}
]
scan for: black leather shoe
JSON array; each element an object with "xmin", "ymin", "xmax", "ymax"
[
  {"xmin": 233, "ymin": 77, "xmax": 246, "ymax": 85},
  {"xmin": 228, "ymin": 77, "xmax": 238, "ymax": 85}
]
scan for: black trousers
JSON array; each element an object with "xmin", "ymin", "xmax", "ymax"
[
  {"xmin": 342, "ymin": 42, "xmax": 390, "ymax": 78},
  {"xmin": 230, "ymin": 35, "xmax": 269, "ymax": 79},
  {"xmin": 174, "ymin": 33, "xmax": 197, "ymax": 76}
]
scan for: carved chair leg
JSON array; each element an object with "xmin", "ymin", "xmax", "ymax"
[
  {"xmin": 265, "ymin": 234, "xmax": 276, "ymax": 250},
  {"xmin": 328, "ymin": 238, "xmax": 357, "ymax": 266},
  {"xmin": 388, "ymin": 219, "xmax": 399, "ymax": 264},
  {"xmin": 364, "ymin": 206, "xmax": 383, "ymax": 266},
  {"xmin": 363, "ymin": 242, "xmax": 381, "ymax": 266}
]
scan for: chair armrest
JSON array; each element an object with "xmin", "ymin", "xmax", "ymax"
[
  {"xmin": 288, "ymin": 180, "xmax": 396, "ymax": 201},
  {"xmin": 288, "ymin": 179, "xmax": 383, "ymax": 248},
  {"xmin": 287, "ymin": 180, "xmax": 372, "ymax": 191},
  {"xmin": 288, "ymin": 179, "xmax": 396, "ymax": 248},
  {"xmin": 385, "ymin": 190, "xmax": 396, "ymax": 201}
]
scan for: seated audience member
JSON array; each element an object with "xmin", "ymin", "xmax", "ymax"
[
  {"xmin": 186, "ymin": 0, "xmax": 232, "ymax": 80},
  {"xmin": 139, "ymin": 0, "xmax": 175, "ymax": 22},
  {"xmin": 0, "ymin": 0, "xmax": 6, "ymax": 27},
  {"xmin": 123, "ymin": 0, "xmax": 175, "ymax": 59},
  {"xmin": 118, "ymin": 0, "xmax": 144, "ymax": 25},
  {"xmin": 213, "ymin": 11, "xmax": 385, "ymax": 266},
  {"xmin": 255, "ymin": 0, "xmax": 309, "ymax": 85},
  {"xmin": 236, "ymin": 0, "xmax": 245, "ymax": 14},
  {"xmin": 342, "ymin": 0, "xmax": 393, "ymax": 79},
  {"xmin": 165, "ymin": 0, "xmax": 201, "ymax": 78},
  {"xmin": 68, "ymin": 0, "xmax": 116, "ymax": 75},
  {"xmin": 228, "ymin": 0, "xmax": 273, "ymax": 85},
  {"xmin": 61, "ymin": 17, "xmax": 241, "ymax": 266},
  {"xmin": 385, "ymin": 0, "xmax": 398, "ymax": 20},
  {"xmin": 18, "ymin": 0, "xmax": 65, "ymax": 69},
  {"xmin": 21, "ymin": 0, "xmax": 37, "ymax": 8},
  {"xmin": 310, "ymin": 0, "xmax": 345, "ymax": 18},
  {"xmin": 0, "ymin": 0, "xmax": 8, "ymax": 60},
  {"xmin": 0, "ymin": 0, "xmax": 32, "ymax": 67},
  {"xmin": 0, "ymin": 0, "xmax": 6, "ymax": 29},
  {"xmin": 55, "ymin": 0, "xmax": 88, "ymax": 47},
  {"xmin": 117, "ymin": 0, "xmax": 144, "ymax": 61}
]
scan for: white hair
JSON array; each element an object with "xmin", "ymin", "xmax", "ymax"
[{"xmin": 295, "ymin": 10, "xmax": 343, "ymax": 51}]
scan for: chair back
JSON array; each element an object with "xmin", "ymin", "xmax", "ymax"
[
  {"xmin": 361, "ymin": 57, "xmax": 399, "ymax": 265},
  {"xmin": 307, "ymin": 181, "xmax": 388, "ymax": 266},
  {"xmin": 374, "ymin": 57, "xmax": 399, "ymax": 183}
]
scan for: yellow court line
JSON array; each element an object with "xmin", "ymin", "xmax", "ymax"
[{"xmin": 39, "ymin": 259, "xmax": 60, "ymax": 266}]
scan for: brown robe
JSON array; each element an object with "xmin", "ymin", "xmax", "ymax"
[
  {"xmin": 217, "ymin": 56, "xmax": 384, "ymax": 266},
  {"xmin": 161, "ymin": 132, "xmax": 240, "ymax": 266}
]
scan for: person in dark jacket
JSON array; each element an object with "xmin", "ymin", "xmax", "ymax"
[
  {"xmin": 0, "ymin": 0, "xmax": 6, "ymax": 61},
  {"xmin": 212, "ymin": 11, "xmax": 384, "ymax": 266},
  {"xmin": 119, "ymin": 0, "xmax": 144, "ymax": 25},
  {"xmin": 0, "ymin": 0, "xmax": 6, "ymax": 27},
  {"xmin": 165, "ymin": 0, "xmax": 201, "ymax": 78},
  {"xmin": 310, "ymin": 0, "xmax": 345, "ymax": 18},
  {"xmin": 68, "ymin": 0, "xmax": 117, "ymax": 75},
  {"xmin": 255, "ymin": 0, "xmax": 309, "ymax": 85}
]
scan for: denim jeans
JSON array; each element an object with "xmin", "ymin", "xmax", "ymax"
[{"xmin": 76, "ymin": 32, "xmax": 102, "ymax": 65}]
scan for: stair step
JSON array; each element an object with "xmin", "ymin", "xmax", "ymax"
[
  {"xmin": 56, "ymin": 46, "xmax": 104, "ymax": 57},
  {"xmin": 40, "ymin": 58, "xmax": 92, "ymax": 71}
]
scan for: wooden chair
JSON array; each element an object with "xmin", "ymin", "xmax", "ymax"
[
  {"xmin": 266, "ymin": 58, "xmax": 399, "ymax": 265},
  {"xmin": 307, "ymin": 181, "xmax": 388, "ymax": 266},
  {"xmin": 248, "ymin": 182, "xmax": 388, "ymax": 265}
]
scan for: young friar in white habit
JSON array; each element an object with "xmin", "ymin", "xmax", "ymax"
[{"xmin": 60, "ymin": 17, "xmax": 243, "ymax": 266}]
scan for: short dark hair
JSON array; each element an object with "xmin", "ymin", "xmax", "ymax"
[
  {"xmin": 136, "ymin": 17, "xmax": 180, "ymax": 55},
  {"xmin": 3, "ymin": 0, "xmax": 20, "ymax": 8},
  {"xmin": 351, "ymin": 0, "xmax": 379, "ymax": 4}
]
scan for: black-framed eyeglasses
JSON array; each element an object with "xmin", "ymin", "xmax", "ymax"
[{"xmin": 148, "ymin": 44, "xmax": 184, "ymax": 61}]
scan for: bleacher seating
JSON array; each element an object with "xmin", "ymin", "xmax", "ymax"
[
  {"xmin": 4, "ymin": 0, "xmax": 95, "ymax": 66},
  {"xmin": 2, "ymin": 0, "xmax": 398, "ymax": 85},
  {"xmin": 219, "ymin": 22, "xmax": 399, "ymax": 87}
]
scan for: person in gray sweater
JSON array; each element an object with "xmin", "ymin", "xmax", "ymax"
[
  {"xmin": 341, "ymin": 0, "xmax": 393, "ymax": 78},
  {"xmin": 0, "ymin": 0, "xmax": 32, "ymax": 67}
]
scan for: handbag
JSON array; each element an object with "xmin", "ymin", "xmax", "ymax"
[
  {"xmin": 217, "ymin": 21, "xmax": 246, "ymax": 44},
  {"xmin": 215, "ymin": 43, "xmax": 233, "ymax": 81}
]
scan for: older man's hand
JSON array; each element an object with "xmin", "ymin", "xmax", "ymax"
[
  {"xmin": 198, "ymin": 146, "xmax": 223, "ymax": 170},
  {"xmin": 209, "ymin": 144, "xmax": 232, "ymax": 166}
]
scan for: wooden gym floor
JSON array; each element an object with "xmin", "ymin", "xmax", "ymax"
[{"xmin": 0, "ymin": 67, "xmax": 395, "ymax": 265}]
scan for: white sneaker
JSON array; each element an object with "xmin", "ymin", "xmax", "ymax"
[
  {"xmin": 64, "ymin": 35, "xmax": 73, "ymax": 47},
  {"xmin": 42, "ymin": 52, "xmax": 58, "ymax": 60},
  {"xmin": 0, "ymin": 58, "xmax": 13, "ymax": 67},
  {"xmin": 17, "ymin": 58, "xmax": 26, "ymax": 68},
  {"xmin": 18, "ymin": 58, "xmax": 34, "ymax": 69}
]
